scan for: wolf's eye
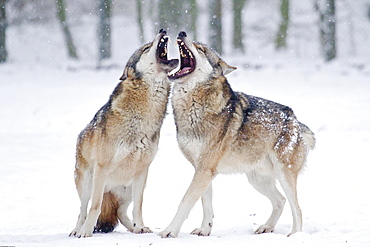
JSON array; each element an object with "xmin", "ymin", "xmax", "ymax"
[
  {"xmin": 143, "ymin": 46, "xmax": 151, "ymax": 53},
  {"xmin": 197, "ymin": 47, "xmax": 204, "ymax": 53}
]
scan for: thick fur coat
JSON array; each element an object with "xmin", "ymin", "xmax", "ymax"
[
  {"xmin": 159, "ymin": 31, "xmax": 315, "ymax": 238},
  {"xmin": 70, "ymin": 30, "xmax": 178, "ymax": 238}
]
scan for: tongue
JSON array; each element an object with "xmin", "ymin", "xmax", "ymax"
[{"xmin": 179, "ymin": 67, "xmax": 192, "ymax": 75}]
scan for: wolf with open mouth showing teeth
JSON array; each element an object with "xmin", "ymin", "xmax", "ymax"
[
  {"xmin": 159, "ymin": 31, "xmax": 315, "ymax": 238},
  {"xmin": 69, "ymin": 29, "xmax": 178, "ymax": 238}
]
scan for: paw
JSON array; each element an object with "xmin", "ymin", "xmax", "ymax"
[
  {"xmin": 69, "ymin": 226, "xmax": 82, "ymax": 237},
  {"xmin": 191, "ymin": 227, "xmax": 211, "ymax": 236},
  {"xmin": 255, "ymin": 224, "xmax": 274, "ymax": 234},
  {"xmin": 126, "ymin": 226, "xmax": 135, "ymax": 233},
  {"xmin": 133, "ymin": 226, "xmax": 153, "ymax": 234},
  {"xmin": 75, "ymin": 230, "xmax": 93, "ymax": 238},
  {"xmin": 158, "ymin": 229, "xmax": 179, "ymax": 238},
  {"xmin": 75, "ymin": 225, "xmax": 94, "ymax": 238},
  {"xmin": 287, "ymin": 230, "xmax": 299, "ymax": 237},
  {"xmin": 69, "ymin": 229, "xmax": 78, "ymax": 237}
]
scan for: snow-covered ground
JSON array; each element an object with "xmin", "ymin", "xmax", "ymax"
[
  {"xmin": 1, "ymin": 58, "xmax": 370, "ymax": 247},
  {"xmin": 1, "ymin": 2, "xmax": 370, "ymax": 245}
]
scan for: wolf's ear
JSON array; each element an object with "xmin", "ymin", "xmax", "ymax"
[
  {"xmin": 120, "ymin": 67, "xmax": 135, "ymax": 80},
  {"xmin": 119, "ymin": 72, "xmax": 127, "ymax": 81},
  {"xmin": 220, "ymin": 61, "xmax": 237, "ymax": 75}
]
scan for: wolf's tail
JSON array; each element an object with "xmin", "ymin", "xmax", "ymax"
[
  {"xmin": 300, "ymin": 123, "xmax": 316, "ymax": 151},
  {"xmin": 94, "ymin": 192, "xmax": 119, "ymax": 233}
]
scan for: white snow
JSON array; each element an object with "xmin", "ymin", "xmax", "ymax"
[{"xmin": 1, "ymin": 2, "xmax": 370, "ymax": 246}]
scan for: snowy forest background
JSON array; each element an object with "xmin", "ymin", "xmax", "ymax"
[{"xmin": 1, "ymin": 0, "xmax": 370, "ymax": 67}]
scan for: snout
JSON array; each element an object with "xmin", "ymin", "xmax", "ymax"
[
  {"xmin": 178, "ymin": 31, "xmax": 187, "ymax": 38},
  {"xmin": 156, "ymin": 29, "xmax": 179, "ymax": 73},
  {"xmin": 159, "ymin": 29, "xmax": 167, "ymax": 35},
  {"xmin": 168, "ymin": 31, "xmax": 196, "ymax": 80}
]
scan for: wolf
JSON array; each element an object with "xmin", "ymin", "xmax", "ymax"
[
  {"xmin": 158, "ymin": 31, "xmax": 315, "ymax": 238},
  {"xmin": 69, "ymin": 29, "xmax": 179, "ymax": 238}
]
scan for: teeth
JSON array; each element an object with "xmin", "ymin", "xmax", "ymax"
[
  {"xmin": 180, "ymin": 49, "xmax": 187, "ymax": 58},
  {"xmin": 179, "ymin": 45, "xmax": 191, "ymax": 58},
  {"xmin": 166, "ymin": 36, "xmax": 172, "ymax": 45}
]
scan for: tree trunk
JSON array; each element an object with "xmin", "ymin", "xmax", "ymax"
[
  {"xmin": 317, "ymin": 0, "xmax": 336, "ymax": 61},
  {"xmin": 233, "ymin": 0, "xmax": 247, "ymax": 53},
  {"xmin": 159, "ymin": 0, "xmax": 182, "ymax": 33},
  {"xmin": 184, "ymin": 0, "xmax": 198, "ymax": 40},
  {"xmin": 0, "ymin": 0, "xmax": 6, "ymax": 63},
  {"xmin": 191, "ymin": 0, "xmax": 198, "ymax": 40},
  {"xmin": 56, "ymin": 0, "xmax": 78, "ymax": 59},
  {"xmin": 157, "ymin": 0, "xmax": 197, "ymax": 38},
  {"xmin": 136, "ymin": 0, "xmax": 145, "ymax": 44},
  {"xmin": 98, "ymin": 0, "xmax": 112, "ymax": 61},
  {"xmin": 209, "ymin": 0, "xmax": 222, "ymax": 54},
  {"xmin": 275, "ymin": 0, "xmax": 289, "ymax": 49}
]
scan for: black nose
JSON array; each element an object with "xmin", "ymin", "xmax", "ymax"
[
  {"xmin": 159, "ymin": 29, "xmax": 167, "ymax": 35},
  {"xmin": 178, "ymin": 31, "xmax": 187, "ymax": 37}
]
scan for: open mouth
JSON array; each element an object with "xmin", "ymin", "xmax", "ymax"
[
  {"xmin": 156, "ymin": 30, "xmax": 179, "ymax": 73},
  {"xmin": 157, "ymin": 34, "xmax": 169, "ymax": 62},
  {"xmin": 168, "ymin": 39, "xmax": 196, "ymax": 79}
]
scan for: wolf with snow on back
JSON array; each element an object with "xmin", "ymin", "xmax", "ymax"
[
  {"xmin": 159, "ymin": 31, "xmax": 315, "ymax": 238},
  {"xmin": 69, "ymin": 29, "xmax": 178, "ymax": 238}
]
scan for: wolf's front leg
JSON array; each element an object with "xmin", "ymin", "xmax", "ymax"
[
  {"xmin": 69, "ymin": 197, "xmax": 89, "ymax": 237},
  {"xmin": 69, "ymin": 171, "xmax": 91, "ymax": 237},
  {"xmin": 191, "ymin": 183, "xmax": 214, "ymax": 236},
  {"xmin": 76, "ymin": 166, "xmax": 107, "ymax": 238},
  {"xmin": 159, "ymin": 168, "xmax": 215, "ymax": 238},
  {"xmin": 132, "ymin": 168, "xmax": 152, "ymax": 234}
]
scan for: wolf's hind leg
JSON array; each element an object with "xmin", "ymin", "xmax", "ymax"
[
  {"xmin": 276, "ymin": 167, "xmax": 302, "ymax": 236},
  {"xmin": 246, "ymin": 170, "xmax": 286, "ymax": 234},
  {"xmin": 70, "ymin": 168, "xmax": 92, "ymax": 237},
  {"xmin": 191, "ymin": 183, "xmax": 214, "ymax": 236}
]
